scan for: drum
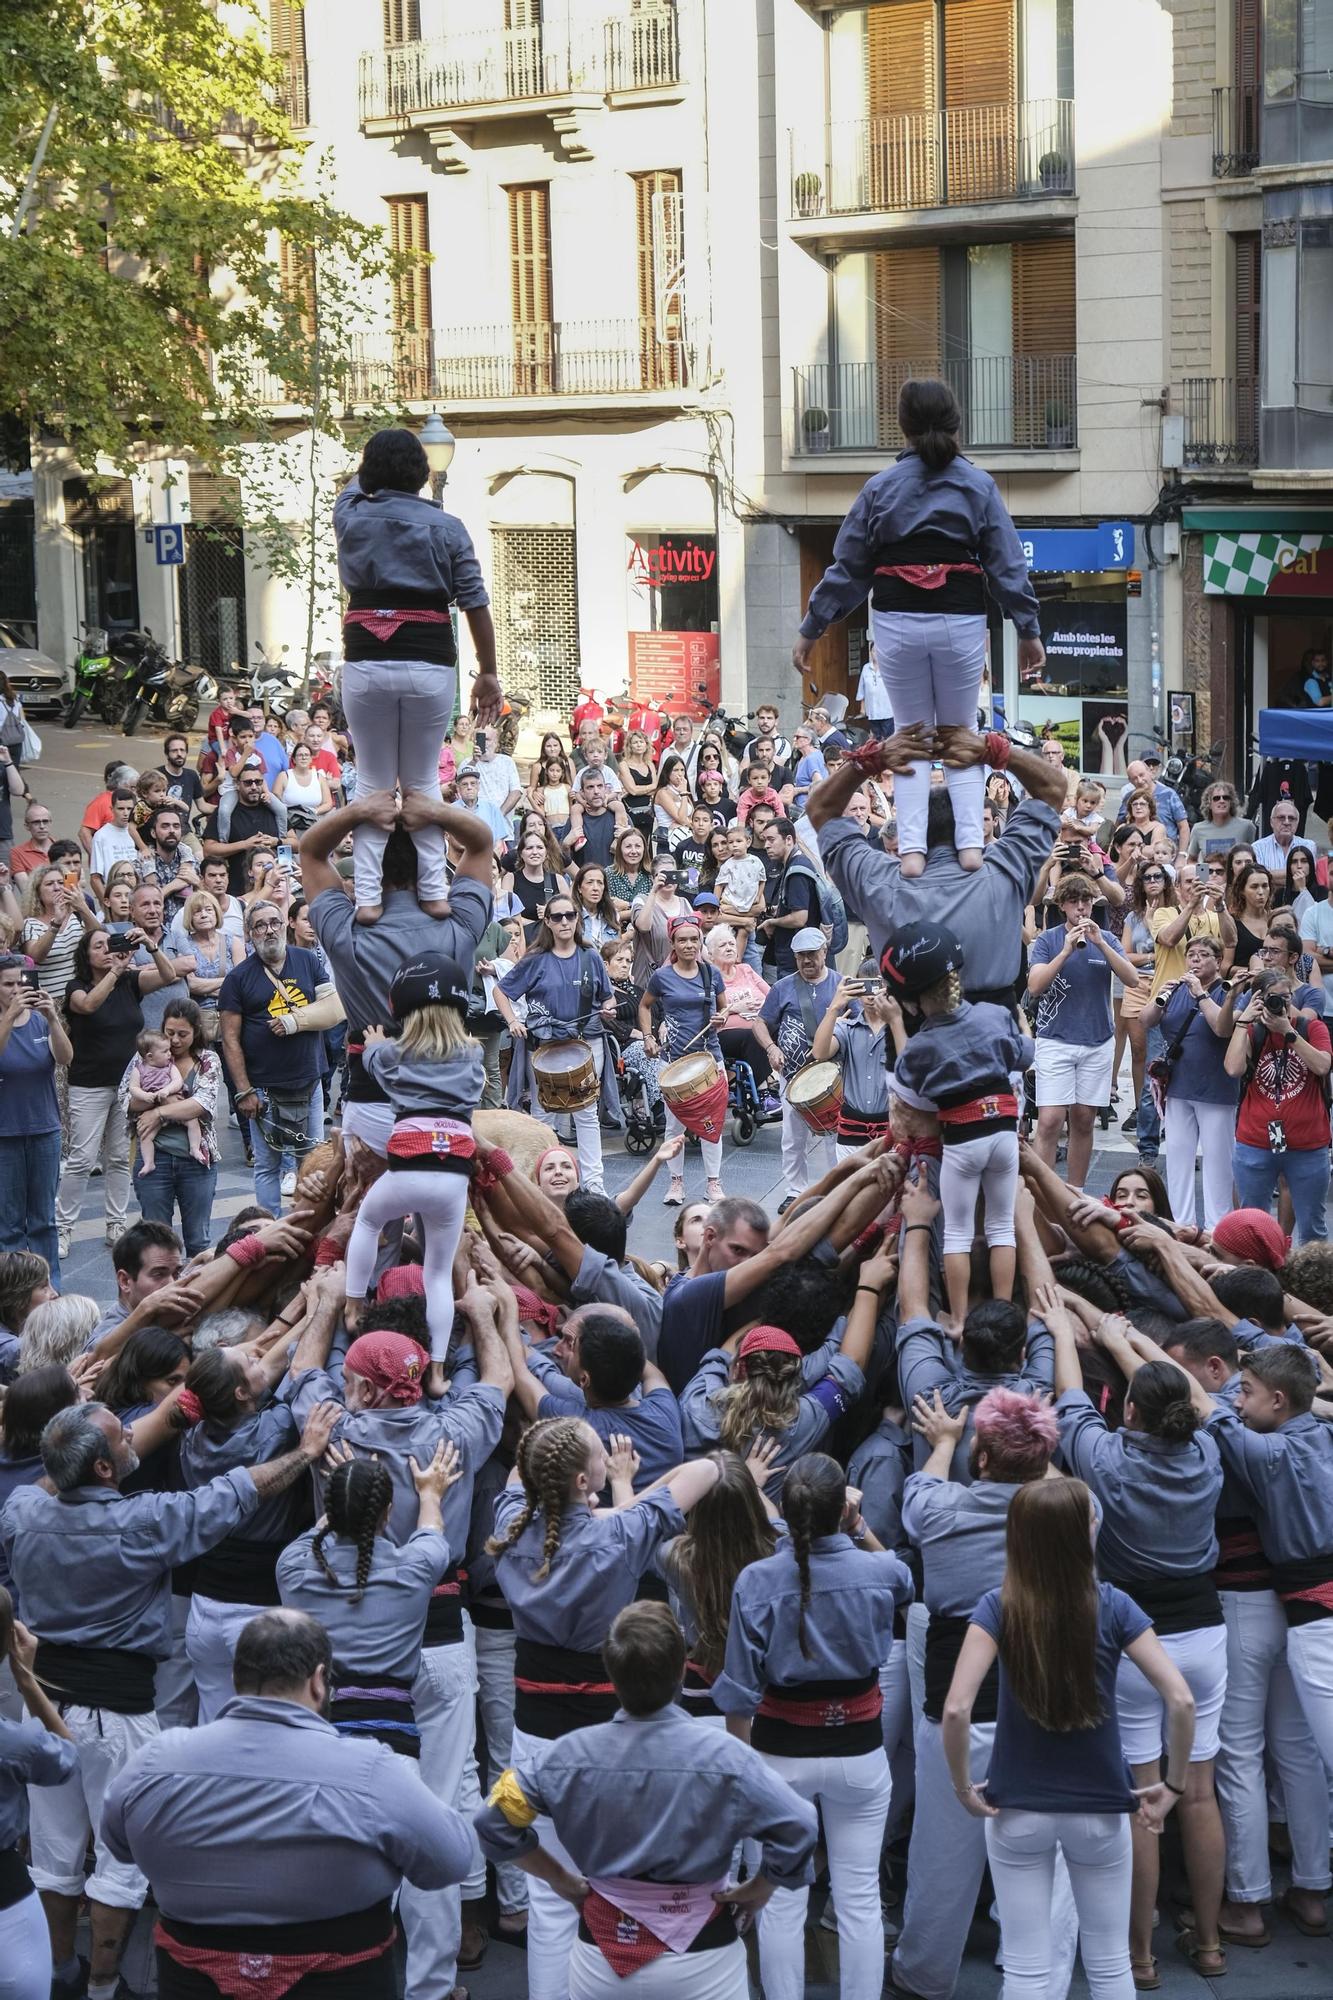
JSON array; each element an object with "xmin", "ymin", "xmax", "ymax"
[
  {"xmin": 786, "ymin": 1061, "xmax": 843, "ymax": 1135},
  {"xmin": 659, "ymin": 1051, "xmax": 729, "ymax": 1141},
  {"xmin": 531, "ymin": 1039, "xmax": 600, "ymax": 1114}
]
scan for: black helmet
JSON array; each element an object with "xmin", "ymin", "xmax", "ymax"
[
  {"xmin": 389, "ymin": 952, "xmax": 470, "ymax": 1020},
  {"xmin": 880, "ymin": 922, "xmax": 965, "ymax": 997}
]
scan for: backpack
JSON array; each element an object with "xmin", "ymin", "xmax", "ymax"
[{"xmin": 786, "ymin": 855, "xmax": 849, "ymax": 956}]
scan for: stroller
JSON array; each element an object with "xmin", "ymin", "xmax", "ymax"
[{"xmin": 621, "ymin": 1051, "xmax": 665, "ymax": 1155}]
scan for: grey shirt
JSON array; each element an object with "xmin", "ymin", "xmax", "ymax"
[
  {"xmin": 365, "ymin": 1033, "xmax": 487, "ymax": 1121},
  {"xmin": 895, "ymin": 1316, "xmax": 1055, "ymax": 1476},
  {"xmin": 277, "ymin": 1526, "xmax": 452, "ymax": 1681},
  {"xmin": 334, "ymin": 477, "xmax": 489, "ymax": 609},
  {"xmin": 1057, "ymin": 1390, "xmax": 1221, "ymax": 1583},
  {"xmin": 821, "ymin": 799, "xmax": 1061, "ymax": 993},
  {"xmin": 567, "ymin": 1244, "xmax": 663, "ymax": 1354},
  {"xmin": 311, "ymin": 880, "xmax": 492, "ymax": 1031},
  {"xmin": 901, "ymin": 1473, "xmax": 1022, "ymax": 1616},
  {"xmin": 0, "ymin": 1716, "xmax": 77, "ymax": 1849},
  {"xmin": 101, "ymin": 1695, "xmax": 476, "ymax": 1922}
]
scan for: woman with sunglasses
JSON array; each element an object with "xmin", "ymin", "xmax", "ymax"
[
  {"xmin": 640, "ymin": 916, "xmax": 729, "ymax": 1205},
  {"xmin": 495, "ymin": 900, "xmax": 617, "ymax": 1193}
]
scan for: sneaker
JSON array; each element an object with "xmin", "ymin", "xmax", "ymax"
[
  {"xmin": 1120, "ymin": 1111, "xmax": 1139, "ymax": 1133},
  {"xmin": 58, "ymin": 1229, "xmax": 72, "ymax": 1260},
  {"xmin": 706, "ymin": 1178, "xmax": 725, "ymax": 1201},
  {"xmin": 281, "ymin": 1169, "xmax": 297, "ymax": 1196},
  {"xmin": 777, "ymin": 1195, "xmax": 797, "ymax": 1216},
  {"xmin": 760, "ymin": 1093, "xmax": 783, "ymax": 1119},
  {"xmin": 105, "ymin": 1226, "xmax": 121, "ymax": 1250},
  {"xmin": 662, "ymin": 1178, "xmax": 685, "ymax": 1207}
]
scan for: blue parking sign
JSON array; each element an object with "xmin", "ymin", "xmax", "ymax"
[{"xmin": 153, "ymin": 524, "xmax": 185, "ymax": 565}]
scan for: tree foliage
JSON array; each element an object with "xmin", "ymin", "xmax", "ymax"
[{"xmin": 0, "ymin": 0, "xmax": 392, "ymax": 470}]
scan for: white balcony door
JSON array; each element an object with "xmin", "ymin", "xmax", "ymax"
[{"xmin": 967, "ymin": 244, "xmax": 1014, "ymax": 444}]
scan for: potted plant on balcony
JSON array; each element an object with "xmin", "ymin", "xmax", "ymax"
[
  {"xmin": 801, "ymin": 405, "xmax": 831, "ymax": 453},
  {"xmin": 794, "ymin": 171, "xmax": 824, "ymax": 218},
  {"xmin": 1037, "ymin": 149, "xmax": 1069, "ymax": 192},
  {"xmin": 1044, "ymin": 399, "xmax": 1073, "ymax": 448}
]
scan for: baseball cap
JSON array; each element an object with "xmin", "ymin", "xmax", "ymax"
[
  {"xmin": 880, "ymin": 921, "xmax": 965, "ymax": 996},
  {"xmin": 692, "ymin": 892, "xmax": 720, "ymax": 909},
  {"xmin": 390, "ymin": 952, "xmax": 471, "ymax": 1018},
  {"xmin": 1142, "ymin": 750, "xmax": 1162, "ymax": 766},
  {"xmin": 792, "ymin": 926, "xmax": 826, "ymax": 953}
]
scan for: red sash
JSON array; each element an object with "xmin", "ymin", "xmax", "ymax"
[{"xmin": 154, "ymin": 1921, "xmax": 394, "ymax": 2000}]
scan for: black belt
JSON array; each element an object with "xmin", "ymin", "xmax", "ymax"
[
  {"xmin": 193, "ymin": 1538, "xmax": 286, "ymax": 1607},
  {"xmin": 1104, "ymin": 1570, "xmax": 1223, "ymax": 1638},
  {"xmin": 924, "ymin": 1614, "xmax": 1000, "ymax": 1724},
  {"xmin": 0, "ymin": 1844, "xmax": 32, "ymax": 1912},
  {"xmin": 514, "ymin": 1636, "xmax": 618, "ymax": 1740},
  {"xmin": 159, "ymin": 1898, "xmax": 394, "ymax": 1956},
  {"xmin": 34, "ymin": 1639, "xmax": 157, "ymax": 1715}
]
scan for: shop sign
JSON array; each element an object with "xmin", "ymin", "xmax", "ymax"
[
  {"xmin": 627, "ymin": 537, "xmax": 717, "ymax": 591},
  {"xmin": 1203, "ymin": 531, "xmax": 1333, "ymax": 595},
  {"xmin": 627, "ymin": 630, "xmax": 720, "ymax": 712},
  {"xmin": 1020, "ymin": 522, "xmax": 1135, "ymax": 573}
]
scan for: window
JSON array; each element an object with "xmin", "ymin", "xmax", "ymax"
[
  {"xmin": 382, "ymin": 0, "xmax": 420, "ymax": 43},
  {"xmin": 633, "ymin": 170, "xmax": 684, "ymax": 389},
  {"xmin": 386, "ymin": 196, "xmax": 432, "ymax": 397},
  {"xmin": 1298, "ymin": 218, "xmax": 1333, "ymax": 394},
  {"xmin": 493, "ymin": 528, "xmax": 580, "ymax": 712},
  {"xmin": 1263, "ymin": 242, "xmax": 1297, "ymax": 405},
  {"xmin": 269, "ymin": 1, "xmax": 309, "ymax": 125},
  {"xmin": 508, "ymin": 185, "xmax": 552, "ymax": 392},
  {"xmin": 1265, "ymin": 0, "xmax": 1333, "ymax": 98}
]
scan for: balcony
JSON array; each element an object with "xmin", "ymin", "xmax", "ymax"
[
  {"xmin": 357, "ymin": 8, "xmax": 680, "ymax": 160},
  {"xmin": 222, "ymin": 319, "xmax": 704, "ymax": 411},
  {"xmin": 1180, "ymin": 376, "xmax": 1258, "ymax": 469},
  {"xmin": 789, "ymin": 100, "xmax": 1074, "ymax": 227},
  {"xmin": 1212, "ymin": 85, "xmax": 1259, "ymax": 178},
  {"xmin": 793, "ymin": 355, "xmax": 1078, "ymax": 457}
]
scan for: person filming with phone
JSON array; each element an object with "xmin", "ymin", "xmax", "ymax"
[
  {"xmin": 0, "ymin": 953, "xmax": 71, "ymax": 1277},
  {"xmin": 1221, "ymin": 965, "xmax": 1332, "ymax": 1243}
]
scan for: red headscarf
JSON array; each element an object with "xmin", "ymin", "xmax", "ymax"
[
  {"xmin": 1211, "ymin": 1209, "xmax": 1291, "ymax": 1272},
  {"xmin": 377, "ymin": 1264, "xmax": 425, "ymax": 1302},
  {"xmin": 512, "ymin": 1282, "xmax": 562, "ymax": 1338},
  {"xmin": 344, "ymin": 1331, "xmax": 425, "ymax": 1405},
  {"xmin": 734, "ymin": 1326, "xmax": 801, "ymax": 1377}
]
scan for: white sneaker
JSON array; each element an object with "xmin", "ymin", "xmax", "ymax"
[
  {"xmin": 281, "ymin": 1170, "xmax": 297, "ymax": 1196},
  {"xmin": 58, "ymin": 1229, "xmax": 72, "ymax": 1260}
]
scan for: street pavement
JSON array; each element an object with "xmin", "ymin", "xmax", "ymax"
[{"xmin": 33, "ymin": 722, "xmax": 1333, "ymax": 1997}]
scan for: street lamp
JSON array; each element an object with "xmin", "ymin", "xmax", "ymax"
[{"xmin": 420, "ymin": 411, "xmax": 456, "ymax": 503}]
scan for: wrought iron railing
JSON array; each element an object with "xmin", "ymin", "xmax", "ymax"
[
  {"xmin": 789, "ymin": 99, "xmax": 1074, "ymax": 216},
  {"xmin": 1180, "ymin": 376, "xmax": 1258, "ymax": 466},
  {"xmin": 793, "ymin": 355, "xmax": 1078, "ymax": 453},
  {"xmin": 358, "ymin": 7, "xmax": 678, "ymax": 121},
  {"xmin": 1212, "ymin": 85, "xmax": 1260, "ymax": 176}
]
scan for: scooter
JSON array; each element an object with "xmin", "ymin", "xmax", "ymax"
[
  {"xmin": 115, "ymin": 628, "xmax": 217, "ymax": 736},
  {"xmin": 64, "ymin": 623, "xmax": 124, "ymax": 728}
]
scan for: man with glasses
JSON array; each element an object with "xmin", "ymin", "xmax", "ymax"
[
  {"xmin": 219, "ymin": 902, "xmax": 333, "ymax": 1211},
  {"xmin": 1253, "ymin": 798, "xmax": 1317, "ymax": 877},
  {"xmin": 9, "ymin": 800, "xmax": 54, "ymax": 884},
  {"xmin": 1028, "ymin": 873, "xmax": 1141, "ymax": 1191},
  {"xmin": 203, "ymin": 764, "xmax": 286, "ymax": 897},
  {"xmin": 1256, "ymin": 922, "xmax": 1326, "ymax": 1022}
]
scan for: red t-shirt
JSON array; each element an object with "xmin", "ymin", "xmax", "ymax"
[
  {"xmin": 1235, "ymin": 1018, "xmax": 1332, "ymax": 1151},
  {"xmin": 81, "ymin": 789, "xmax": 113, "ymax": 835}
]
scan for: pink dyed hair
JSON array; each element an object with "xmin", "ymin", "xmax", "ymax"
[{"xmin": 972, "ymin": 1386, "xmax": 1058, "ymax": 1480}]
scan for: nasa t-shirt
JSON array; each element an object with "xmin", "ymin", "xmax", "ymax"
[{"xmin": 218, "ymin": 946, "xmax": 321, "ymax": 1091}]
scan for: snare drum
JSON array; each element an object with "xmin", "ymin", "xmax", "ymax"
[
  {"xmin": 786, "ymin": 1061, "xmax": 843, "ymax": 1135},
  {"xmin": 531, "ymin": 1039, "xmax": 600, "ymax": 1114}
]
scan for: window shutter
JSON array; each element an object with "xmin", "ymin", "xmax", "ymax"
[
  {"xmin": 865, "ymin": 3, "xmax": 938, "ymax": 207},
  {"xmin": 1012, "ymin": 237, "xmax": 1075, "ymax": 444},
  {"xmin": 634, "ymin": 169, "xmax": 684, "ymax": 387},
  {"xmin": 268, "ymin": 1, "xmax": 308, "ymax": 123},
  {"xmin": 382, "ymin": 0, "xmax": 421, "ymax": 45},
  {"xmin": 942, "ymin": 0, "xmax": 1016, "ymax": 199},
  {"xmin": 277, "ymin": 238, "xmax": 316, "ymax": 343},
  {"xmin": 1234, "ymin": 230, "xmax": 1261, "ymax": 455},
  {"xmin": 386, "ymin": 195, "xmax": 432, "ymax": 397},
  {"xmin": 508, "ymin": 185, "xmax": 552, "ymax": 390},
  {"xmin": 874, "ymin": 247, "xmax": 942, "ymax": 443}
]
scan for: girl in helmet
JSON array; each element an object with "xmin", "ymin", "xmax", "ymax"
[
  {"xmin": 344, "ymin": 951, "xmax": 486, "ymax": 1375},
  {"xmin": 882, "ymin": 921, "xmax": 1033, "ymax": 1330}
]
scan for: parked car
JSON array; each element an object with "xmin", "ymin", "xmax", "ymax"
[{"xmin": 0, "ymin": 623, "xmax": 68, "ymax": 715}]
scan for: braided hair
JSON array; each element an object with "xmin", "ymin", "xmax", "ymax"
[
  {"xmin": 311, "ymin": 1458, "xmax": 393, "ymax": 1606},
  {"xmin": 780, "ymin": 1453, "xmax": 847, "ymax": 1659},
  {"xmin": 484, "ymin": 1417, "xmax": 593, "ymax": 1581}
]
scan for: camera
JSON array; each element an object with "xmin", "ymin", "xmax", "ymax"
[{"xmin": 1264, "ymin": 992, "xmax": 1288, "ymax": 1015}]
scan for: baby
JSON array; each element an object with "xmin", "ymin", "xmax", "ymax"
[{"xmin": 127, "ymin": 1029, "xmax": 205, "ymax": 1176}]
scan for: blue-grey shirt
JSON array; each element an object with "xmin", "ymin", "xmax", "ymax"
[
  {"xmin": 277, "ymin": 1526, "xmax": 451, "ymax": 1681},
  {"xmin": 893, "ymin": 1001, "xmax": 1033, "ymax": 1110},
  {"xmin": 1056, "ymin": 1390, "xmax": 1221, "ymax": 1582},
  {"xmin": 0, "ymin": 1715, "xmax": 78, "ymax": 1849},
  {"xmin": 493, "ymin": 1486, "xmax": 684, "ymax": 1651},
  {"xmin": 177, "ymin": 1402, "xmax": 304, "ymax": 1547},
  {"xmin": 2, "ymin": 1470, "xmax": 259, "ymax": 1657},
  {"xmin": 799, "ymin": 452, "xmax": 1040, "ymax": 639},
  {"xmin": 848, "ymin": 1417, "xmax": 914, "ymax": 1553},
  {"xmin": 101, "ymin": 1695, "xmax": 476, "ymax": 1921},
  {"xmin": 895, "ymin": 1316, "xmax": 1055, "ymax": 1475},
  {"xmin": 474, "ymin": 1705, "xmax": 817, "ymax": 1888},
  {"xmin": 679, "ymin": 1348, "xmax": 865, "ymax": 1486},
  {"xmin": 712, "ymin": 1534, "xmax": 913, "ymax": 1713},
  {"xmin": 902, "ymin": 1472, "xmax": 1023, "ymax": 1615},
  {"xmin": 1204, "ymin": 1405, "xmax": 1333, "ymax": 1565},
  {"xmin": 334, "ymin": 477, "xmax": 489, "ymax": 609},
  {"xmin": 365, "ymin": 1034, "xmax": 487, "ymax": 1122}
]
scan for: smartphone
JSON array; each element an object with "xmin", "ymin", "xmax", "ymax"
[
  {"xmin": 20, "ymin": 971, "xmax": 40, "ymax": 996},
  {"xmin": 107, "ymin": 932, "xmax": 137, "ymax": 956},
  {"xmin": 277, "ymin": 843, "xmax": 294, "ymax": 871}
]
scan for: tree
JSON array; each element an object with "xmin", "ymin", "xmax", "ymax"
[{"xmin": 0, "ymin": 0, "xmax": 392, "ymax": 471}]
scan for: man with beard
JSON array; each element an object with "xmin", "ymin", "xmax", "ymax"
[
  {"xmin": 135, "ymin": 806, "xmax": 200, "ymax": 925},
  {"xmin": 219, "ymin": 900, "xmax": 339, "ymax": 1211},
  {"xmin": 202, "ymin": 763, "xmax": 286, "ymax": 898},
  {"xmin": 102, "ymin": 1610, "xmax": 476, "ymax": 2000},
  {"xmin": 2, "ymin": 1402, "xmax": 337, "ymax": 2000}
]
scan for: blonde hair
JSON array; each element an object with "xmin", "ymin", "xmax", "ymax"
[
  {"xmin": 182, "ymin": 890, "xmax": 225, "ymax": 935},
  {"xmin": 1074, "ymin": 780, "xmax": 1104, "ymax": 806},
  {"xmin": 397, "ymin": 1002, "xmax": 476, "ymax": 1063},
  {"xmin": 712, "ymin": 1350, "xmax": 802, "ymax": 1454},
  {"xmin": 24, "ymin": 864, "xmax": 67, "ymax": 920},
  {"xmin": 918, "ymin": 968, "xmax": 964, "ymax": 1016},
  {"xmin": 485, "ymin": 1417, "xmax": 594, "ymax": 1579}
]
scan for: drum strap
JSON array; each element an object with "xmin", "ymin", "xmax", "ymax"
[{"xmin": 797, "ymin": 977, "xmax": 821, "ymax": 1044}]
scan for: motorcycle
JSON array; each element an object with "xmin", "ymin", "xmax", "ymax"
[
  {"xmin": 115, "ymin": 629, "xmax": 217, "ymax": 736},
  {"xmin": 64, "ymin": 623, "xmax": 125, "ymax": 728},
  {"xmin": 220, "ymin": 640, "xmax": 305, "ymax": 722}
]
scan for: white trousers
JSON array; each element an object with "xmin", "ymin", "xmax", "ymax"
[
  {"xmin": 154, "ymin": 1590, "xmax": 197, "ymax": 1731},
  {"xmin": 985, "ymin": 1810, "xmax": 1134, "ymax": 2000},
  {"xmin": 1215, "ymin": 1589, "xmax": 1331, "ymax": 1900},
  {"xmin": 1163, "ymin": 1097, "xmax": 1236, "ymax": 1230},
  {"xmin": 871, "ymin": 611, "xmax": 988, "ymax": 855},
  {"xmin": 512, "ymin": 1721, "xmax": 583, "ymax": 2000},
  {"xmin": 27, "ymin": 1704, "xmax": 157, "ymax": 1908},
  {"xmin": 666, "ymin": 1105, "xmax": 722, "ymax": 1183},
  {"xmin": 55, "ymin": 1082, "xmax": 130, "ymax": 1234},
  {"xmin": 476, "ymin": 1625, "xmax": 527, "ymax": 1913},
  {"xmin": 940, "ymin": 1130, "xmax": 1019, "ymax": 1253},
  {"xmin": 568, "ymin": 1939, "xmax": 748, "ymax": 2000},
  {"xmin": 757, "ymin": 1746, "xmax": 891, "ymax": 2000},
  {"xmin": 186, "ymin": 1593, "xmax": 269, "ymax": 1725},
  {"xmin": 0, "ymin": 1889, "xmax": 50, "ymax": 2000},
  {"xmin": 780, "ymin": 1097, "xmax": 835, "ymax": 1201},
  {"xmin": 402, "ymin": 1625, "xmax": 483, "ymax": 2000},
  {"xmin": 1285, "ymin": 1616, "xmax": 1333, "ymax": 1781},
  {"xmin": 341, "ymin": 658, "xmax": 456, "ymax": 908},
  {"xmin": 566, "ymin": 1040, "xmax": 606, "ymax": 1194},
  {"xmin": 345, "ymin": 1167, "xmax": 469, "ymax": 1360}
]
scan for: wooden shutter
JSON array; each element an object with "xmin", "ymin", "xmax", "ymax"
[
  {"xmin": 942, "ymin": 0, "xmax": 1017, "ymax": 199},
  {"xmin": 1234, "ymin": 0, "xmax": 1261, "ymax": 160},
  {"xmin": 1012, "ymin": 237, "xmax": 1075, "ymax": 444},
  {"xmin": 387, "ymin": 195, "xmax": 431, "ymax": 398},
  {"xmin": 634, "ymin": 170, "xmax": 683, "ymax": 389},
  {"xmin": 508, "ymin": 185, "xmax": 552, "ymax": 392},
  {"xmin": 875, "ymin": 247, "xmax": 941, "ymax": 444},
  {"xmin": 269, "ymin": 1, "xmax": 308, "ymax": 123},
  {"xmin": 866, "ymin": 3, "xmax": 938, "ymax": 207},
  {"xmin": 1234, "ymin": 230, "xmax": 1261, "ymax": 454},
  {"xmin": 277, "ymin": 238, "xmax": 316, "ymax": 342},
  {"xmin": 382, "ymin": 0, "xmax": 421, "ymax": 44}
]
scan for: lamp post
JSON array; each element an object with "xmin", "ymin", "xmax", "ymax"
[{"xmin": 420, "ymin": 411, "xmax": 456, "ymax": 505}]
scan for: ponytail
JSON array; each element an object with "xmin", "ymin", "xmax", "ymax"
[
  {"xmin": 898, "ymin": 377, "xmax": 961, "ymax": 473},
  {"xmin": 484, "ymin": 1417, "xmax": 592, "ymax": 1581},
  {"xmin": 780, "ymin": 1453, "xmax": 846, "ymax": 1659},
  {"xmin": 1127, "ymin": 1360, "xmax": 1201, "ymax": 1445}
]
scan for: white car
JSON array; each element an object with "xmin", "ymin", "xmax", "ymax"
[{"xmin": 0, "ymin": 622, "xmax": 68, "ymax": 715}]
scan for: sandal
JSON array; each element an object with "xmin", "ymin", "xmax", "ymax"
[
  {"xmin": 1130, "ymin": 1957, "xmax": 1160, "ymax": 1990},
  {"xmin": 1175, "ymin": 1933, "xmax": 1227, "ymax": 1978},
  {"xmin": 1279, "ymin": 1889, "xmax": 1329, "ymax": 1937},
  {"xmin": 662, "ymin": 1178, "xmax": 685, "ymax": 1206},
  {"xmin": 1217, "ymin": 1917, "xmax": 1270, "ymax": 1949}
]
